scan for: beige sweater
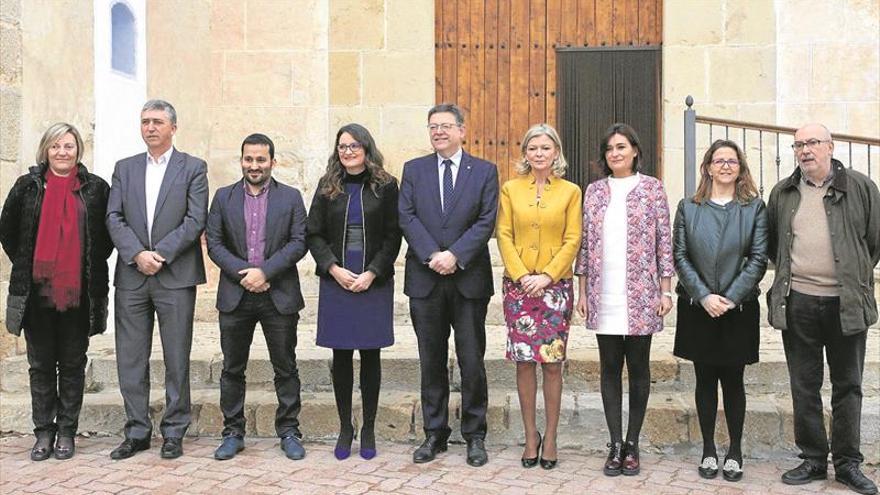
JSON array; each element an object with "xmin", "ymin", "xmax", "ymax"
[{"xmin": 790, "ymin": 181, "xmax": 839, "ymax": 296}]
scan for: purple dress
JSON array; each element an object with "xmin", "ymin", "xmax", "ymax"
[{"xmin": 316, "ymin": 180, "xmax": 394, "ymax": 349}]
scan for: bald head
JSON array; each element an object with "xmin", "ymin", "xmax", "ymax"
[
  {"xmin": 796, "ymin": 123, "xmax": 832, "ymax": 141},
  {"xmin": 793, "ymin": 123, "xmax": 834, "ymax": 183}
]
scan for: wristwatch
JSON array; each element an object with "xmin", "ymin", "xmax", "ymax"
[{"xmin": 661, "ymin": 292, "xmax": 675, "ymax": 298}]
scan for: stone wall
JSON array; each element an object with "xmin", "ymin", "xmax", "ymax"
[
  {"xmin": 328, "ymin": 0, "xmax": 435, "ymax": 177},
  {"xmin": 0, "ymin": 0, "xmax": 96, "ymax": 359},
  {"xmin": 662, "ymin": 0, "xmax": 879, "ymax": 206},
  {"xmin": 0, "ymin": 0, "xmax": 22, "ymax": 359},
  {"xmin": 145, "ymin": 0, "xmax": 435, "ymax": 318}
]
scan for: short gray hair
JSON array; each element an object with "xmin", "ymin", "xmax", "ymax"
[
  {"xmin": 516, "ymin": 123, "xmax": 569, "ymax": 177},
  {"xmin": 36, "ymin": 122, "xmax": 84, "ymax": 166},
  {"xmin": 141, "ymin": 99, "xmax": 177, "ymax": 125},
  {"xmin": 428, "ymin": 103, "xmax": 465, "ymax": 126}
]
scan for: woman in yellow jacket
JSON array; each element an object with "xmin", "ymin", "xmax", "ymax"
[{"xmin": 497, "ymin": 123, "xmax": 582, "ymax": 469}]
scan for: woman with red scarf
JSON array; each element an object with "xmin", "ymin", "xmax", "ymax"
[{"xmin": 0, "ymin": 123, "xmax": 113, "ymax": 461}]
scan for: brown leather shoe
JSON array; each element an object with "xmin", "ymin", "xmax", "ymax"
[
  {"xmin": 622, "ymin": 441, "xmax": 640, "ymax": 476},
  {"xmin": 603, "ymin": 442, "xmax": 623, "ymax": 476}
]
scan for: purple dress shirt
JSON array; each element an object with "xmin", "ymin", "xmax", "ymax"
[{"xmin": 244, "ymin": 184, "xmax": 269, "ymax": 266}]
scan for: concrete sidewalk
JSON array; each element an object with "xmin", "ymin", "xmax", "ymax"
[{"xmin": 1, "ymin": 435, "xmax": 876, "ymax": 494}]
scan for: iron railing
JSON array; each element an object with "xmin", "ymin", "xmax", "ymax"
[{"xmin": 683, "ymin": 96, "xmax": 879, "ymax": 198}]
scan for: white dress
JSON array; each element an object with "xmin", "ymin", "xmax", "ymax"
[{"xmin": 595, "ymin": 173, "xmax": 641, "ymax": 335}]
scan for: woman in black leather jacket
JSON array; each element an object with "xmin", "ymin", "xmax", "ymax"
[{"xmin": 672, "ymin": 139, "xmax": 768, "ymax": 482}]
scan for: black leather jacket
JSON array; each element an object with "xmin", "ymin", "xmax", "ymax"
[
  {"xmin": 306, "ymin": 173, "xmax": 402, "ymax": 284},
  {"xmin": 673, "ymin": 196, "xmax": 769, "ymax": 305}
]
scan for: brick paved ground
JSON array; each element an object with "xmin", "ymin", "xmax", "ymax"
[{"xmin": 1, "ymin": 435, "xmax": 876, "ymax": 494}]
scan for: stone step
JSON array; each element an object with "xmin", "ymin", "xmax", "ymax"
[
  {"xmin": 3, "ymin": 323, "xmax": 877, "ymax": 396},
  {"xmin": 1, "ymin": 388, "xmax": 876, "ymax": 462}
]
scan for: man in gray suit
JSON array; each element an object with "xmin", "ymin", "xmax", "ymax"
[
  {"xmin": 106, "ymin": 99, "xmax": 208, "ymax": 460},
  {"xmin": 206, "ymin": 133, "xmax": 308, "ymax": 461}
]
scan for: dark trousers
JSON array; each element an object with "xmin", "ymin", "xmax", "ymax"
[
  {"xmin": 783, "ymin": 290, "xmax": 867, "ymax": 468},
  {"xmin": 115, "ymin": 278, "xmax": 196, "ymax": 439},
  {"xmin": 410, "ymin": 278, "xmax": 489, "ymax": 440},
  {"xmin": 219, "ymin": 292, "xmax": 302, "ymax": 439},
  {"xmin": 24, "ymin": 301, "xmax": 90, "ymax": 438}
]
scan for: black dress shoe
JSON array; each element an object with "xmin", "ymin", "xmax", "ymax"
[
  {"xmin": 466, "ymin": 438, "xmax": 488, "ymax": 467},
  {"xmin": 722, "ymin": 458, "xmax": 743, "ymax": 482},
  {"xmin": 413, "ymin": 435, "xmax": 447, "ymax": 464},
  {"xmin": 110, "ymin": 437, "xmax": 150, "ymax": 460},
  {"xmin": 521, "ymin": 433, "xmax": 541, "ymax": 468},
  {"xmin": 698, "ymin": 456, "xmax": 719, "ymax": 479},
  {"xmin": 160, "ymin": 437, "xmax": 183, "ymax": 459},
  {"xmin": 781, "ymin": 460, "xmax": 828, "ymax": 485},
  {"xmin": 30, "ymin": 434, "xmax": 54, "ymax": 461},
  {"xmin": 836, "ymin": 464, "xmax": 879, "ymax": 495},
  {"xmin": 54, "ymin": 436, "xmax": 75, "ymax": 460}
]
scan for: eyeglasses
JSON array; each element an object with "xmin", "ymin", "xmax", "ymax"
[
  {"xmin": 791, "ymin": 139, "xmax": 829, "ymax": 151},
  {"xmin": 337, "ymin": 143, "xmax": 363, "ymax": 153},
  {"xmin": 711, "ymin": 158, "xmax": 740, "ymax": 168},
  {"xmin": 427, "ymin": 123, "xmax": 459, "ymax": 132}
]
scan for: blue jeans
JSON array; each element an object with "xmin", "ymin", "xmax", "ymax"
[{"xmin": 782, "ymin": 290, "xmax": 866, "ymax": 469}]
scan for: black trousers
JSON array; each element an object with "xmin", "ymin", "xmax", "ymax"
[
  {"xmin": 410, "ymin": 278, "xmax": 489, "ymax": 440},
  {"xmin": 24, "ymin": 300, "xmax": 90, "ymax": 438},
  {"xmin": 596, "ymin": 334, "xmax": 653, "ymax": 445},
  {"xmin": 219, "ymin": 292, "xmax": 302, "ymax": 438},
  {"xmin": 783, "ymin": 290, "xmax": 867, "ymax": 469}
]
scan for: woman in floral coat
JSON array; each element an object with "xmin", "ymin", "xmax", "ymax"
[
  {"xmin": 497, "ymin": 124, "xmax": 582, "ymax": 470},
  {"xmin": 575, "ymin": 123, "xmax": 674, "ymax": 477}
]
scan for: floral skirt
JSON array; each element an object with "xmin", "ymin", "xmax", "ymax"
[{"xmin": 502, "ymin": 277, "xmax": 574, "ymax": 363}]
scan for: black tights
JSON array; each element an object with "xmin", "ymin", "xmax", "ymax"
[
  {"xmin": 693, "ymin": 362, "xmax": 745, "ymax": 463},
  {"xmin": 596, "ymin": 335, "xmax": 652, "ymax": 445},
  {"xmin": 332, "ymin": 349, "xmax": 381, "ymax": 449}
]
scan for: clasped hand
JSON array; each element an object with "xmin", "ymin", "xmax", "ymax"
[
  {"xmin": 428, "ymin": 250, "xmax": 458, "ymax": 275},
  {"xmin": 238, "ymin": 267, "xmax": 270, "ymax": 293},
  {"xmin": 134, "ymin": 250, "xmax": 165, "ymax": 276},
  {"xmin": 329, "ymin": 265, "xmax": 376, "ymax": 292},
  {"xmin": 700, "ymin": 293, "xmax": 735, "ymax": 318},
  {"xmin": 519, "ymin": 273, "xmax": 552, "ymax": 297}
]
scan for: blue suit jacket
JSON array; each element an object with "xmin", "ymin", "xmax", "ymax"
[
  {"xmin": 398, "ymin": 151, "xmax": 498, "ymax": 299},
  {"xmin": 206, "ymin": 178, "xmax": 307, "ymax": 314}
]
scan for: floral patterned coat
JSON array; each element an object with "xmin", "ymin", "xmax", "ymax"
[{"xmin": 574, "ymin": 175, "xmax": 675, "ymax": 335}]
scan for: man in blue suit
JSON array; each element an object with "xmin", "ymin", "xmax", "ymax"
[
  {"xmin": 399, "ymin": 103, "xmax": 499, "ymax": 467},
  {"xmin": 205, "ymin": 134, "xmax": 308, "ymax": 461}
]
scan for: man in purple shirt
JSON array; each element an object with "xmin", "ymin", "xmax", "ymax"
[{"xmin": 205, "ymin": 134, "xmax": 308, "ymax": 461}]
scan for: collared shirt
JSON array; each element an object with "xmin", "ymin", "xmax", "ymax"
[
  {"xmin": 244, "ymin": 181, "xmax": 269, "ymax": 266},
  {"xmin": 436, "ymin": 148, "xmax": 463, "ymax": 208},
  {"xmin": 145, "ymin": 146, "xmax": 174, "ymax": 244},
  {"xmin": 800, "ymin": 165, "xmax": 834, "ymax": 188}
]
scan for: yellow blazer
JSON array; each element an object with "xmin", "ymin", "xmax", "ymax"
[{"xmin": 496, "ymin": 174, "xmax": 582, "ymax": 282}]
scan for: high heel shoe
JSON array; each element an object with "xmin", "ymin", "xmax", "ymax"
[
  {"xmin": 359, "ymin": 425, "xmax": 377, "ymax": 460},
  {"xmin": 521, "ymin": 433, "xmax": 542, "ymax": 468},
  {"xmin": 333, "ymin": 426, "xmax": 355, "ymax": 460},
  {"xmin": 539, "ymin": 436, "xmax": 558, "ymax": 470}
]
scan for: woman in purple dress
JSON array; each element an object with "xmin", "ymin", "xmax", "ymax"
[{"xmin": 306, "ymin": 124, "xmax": 402, "ymax": 460}]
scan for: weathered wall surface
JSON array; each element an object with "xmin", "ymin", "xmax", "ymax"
[{"xmin": 663, "ymin": 0, "xmax": 879, "ymax": 207}]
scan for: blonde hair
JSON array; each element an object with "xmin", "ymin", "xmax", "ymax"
[
  {"xmin": 515, "ymin": 123, "xmax": 568, "ymax": 177},
  {"xmin": 35, "ymin": 122, "xmax": 84, "ymax": 167}
]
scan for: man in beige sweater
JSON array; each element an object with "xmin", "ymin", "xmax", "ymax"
[{"xmin": 766, "ymin": 123, "xmax": 880, "ymax": 495}]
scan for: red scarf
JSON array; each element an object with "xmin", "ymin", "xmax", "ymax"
[{"xmin": 32, "ymin": 170, "xmax": 82, "ymax": 311}]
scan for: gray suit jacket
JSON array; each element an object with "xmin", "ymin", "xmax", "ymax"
[
  {"xmin": 106, "ymin": 148, "xmax": 208, "ymax": 290},
  {"xmin": 206, "ymin": 178, "xmax": 307, "ymax": 314}
]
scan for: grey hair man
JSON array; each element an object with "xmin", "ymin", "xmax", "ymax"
[
  {"xmin": 106, "ymin": 99, "xmax": 209, "ymax": 461},
  {"xmin": 766, "ymin": 123, "xmax": 880, "ymax": 495}
]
